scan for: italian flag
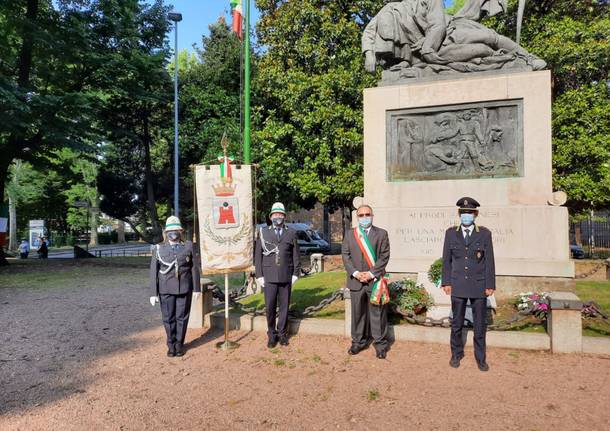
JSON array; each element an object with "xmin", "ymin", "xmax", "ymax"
[
  {"xmin": 218, "ymin": 155, "xmax": 234, "ymax": 180},
  {"xmin": 230, "ymin": 0, "xmax": 243, "ymax": 39}
]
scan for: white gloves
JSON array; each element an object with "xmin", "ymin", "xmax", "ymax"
[
  {"xmin": 193, "ymin": 291, "xmax": 201, "ymax": 300},
  {"xmin": 149, "ymin": 296, "xmax": 159, "ymax": 306},
  {"xmin": 256, "ymin": 277, "xmax": 297, "ymax": 286}
]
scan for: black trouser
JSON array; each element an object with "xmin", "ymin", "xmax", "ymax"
[
  {"xmin": 159, "ymin": 293, "xmax": 192, "ymax": 351},
  {"xmin": 350, "ymin": 288, "xmax": 388, "ymax": 352},
  {"xmin": 451, "ymin": 296, "xmax": 487, "ymax": 363},
  {"xmin": 264, "ymin": 282, "xmax": 291, "ymax": 340}
]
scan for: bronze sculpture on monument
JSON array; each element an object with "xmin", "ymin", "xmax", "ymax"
[{"xmin": 362, "ymin": 0, "xmax": 545, "ymax": 83}]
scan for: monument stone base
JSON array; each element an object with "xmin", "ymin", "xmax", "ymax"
[{"xmin": 363, "ymin": 70, "xmax": 574, "ymax": 285}]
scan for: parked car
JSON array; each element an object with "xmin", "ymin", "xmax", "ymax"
[
  {"xmin": 570, "ymin": 244, "xmax": 586, "ymax": 259},
  {"xmin": 255, "ymin": 223, "xmax": 330, "ymax": 254}
]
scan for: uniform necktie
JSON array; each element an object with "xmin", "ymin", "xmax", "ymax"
[
  {"xmin": 465, "ymin": 229, "xmax": 471, "ymax": 245},
  {"xmin": 275, "ymin": 228, "xmax": 281, "ymax": 240}
]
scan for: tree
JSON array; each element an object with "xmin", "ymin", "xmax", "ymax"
[
  {"xmin": 552, "ymin": 82, "xmax": 610, "ymax": 212},
  {"xmin": 5, "ymin": 160, "xmax": 45, "ymax": 249},
  {"xmin": 96, "ymin": 0, "xmax": 172, "ymax": 243},
  {"xmin": 53, "ymin": 148, "xmax": 100, "ymax": 246},
  {"xmin": 156, "ymin": 18, "xmax": 248, "ymax": 230},
  {"xmin": 485, "ymin": 0, "xmax": 609, "ymax": 213},
  {"xmin": 254, "ymin": 1, "xmax": 382, "ymax": 224}
]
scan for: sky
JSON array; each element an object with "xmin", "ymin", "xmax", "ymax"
[
  {"xmin": 164, "ymin": 1, "xmax": 456, "ymax": 52},
  {"xmin": 163, "ymin": 0, "xmax": 260, "ymax": 52}
]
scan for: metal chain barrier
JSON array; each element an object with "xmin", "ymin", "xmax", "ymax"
[
  {"xmin": 297, "ymin": 288, "xmax": 344, "ymax": 317},
  {"xmin": 299, "ymin": 258, "xmax": 320, "ymax": 277},
  {"xmin": 575, "ymin": 262, "xmax": 605, "ymax": 279},
  {"xmin": 390, "ymin": 304, "xmax": 535, "ymax": 330},
  {"xmin": 207, "ymin": 273, "xmax": 609, "ymax": 331}
]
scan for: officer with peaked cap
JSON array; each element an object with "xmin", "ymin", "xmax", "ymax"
[
  {"xmin": 150, "ymin": 216, "xmax": 201, "ymax": 357},
  {"xmin": 440, "ymin": 197, "xmax": 496, "ymax": 371},
  {"xmin": 254, "ymin": 202, "xmax": 301, "ymax": 348}
]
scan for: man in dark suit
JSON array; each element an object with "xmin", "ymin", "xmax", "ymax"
[
  {"xmin": 342, "ymin": 204, "xmax": 391, "ymax": 359},
  {"xmin": 150, "ymin": 216, "xmax": 201, "ymax": 357},
  {"xmin": 441, "ymin": 197, "xmax": 496, "ymax": 371},
  {"xmin": 254, "ymin": 202, "xmax": 301, "ymax": 348}
]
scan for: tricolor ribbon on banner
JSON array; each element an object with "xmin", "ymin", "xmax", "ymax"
[
  {"xmin": 353, "ymin": 226, "xmax": 390, "ymax": 306},
  {"xmin": 217, "ymin": 154, "xmax": 234, "ymax": 180}
]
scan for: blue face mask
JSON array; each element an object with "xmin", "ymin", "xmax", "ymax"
[
  {"xmin": 167, "ymin": 231, "xmax": 180, "ymax": 241},
  {"xmin": 358, "ymin": 217, "xmax": 372, "ymax": 229},
  {"xmin": 460, "ymin": 213, "xmax": 475, "ymax": 226},
  {"xmin": 271, "ymin": 216, "xmax": 284, "ymax": 227}
]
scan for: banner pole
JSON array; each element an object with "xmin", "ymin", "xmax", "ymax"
[
  {"xmin": 217, "ymin": 271, "xmax": 240, "ymax": 350},
  {"xmin": 224, "ymin": 272, "xmax": 229, "ymax": 341}
]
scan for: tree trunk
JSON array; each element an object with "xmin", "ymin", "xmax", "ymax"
[
  {"xmin": 117, "ymin": 219, "xmax": 126, "ymax": 243},
  {"xmin": 0, "ymin": 156, "xmax": 12, "ymax": 266},
  {"xmin": 341, "ymin": 206, "xmax": 352, "ymax": 241},
  {"xmin": 323, "ymin": 204, "xmax": 330, "ymax": 243},
  {"xmin": 8, "ymin": 195, "xmax": 17, "ymax": 251},
  {"xmin": 142, "ymin": 115, "xmax": 163, "ymax": 243},
  {"xmin": 89, "ymin": 195, "xmax": 99, "ymax": 247}
]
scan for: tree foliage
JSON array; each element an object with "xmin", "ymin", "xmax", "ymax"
[
  {"xmin": 484, "ymin": 0, "xmax": 609, "ymax": 212},
  {"xmin": 253, "ymin": 0, "xmax": 383, "ymax": 215}
]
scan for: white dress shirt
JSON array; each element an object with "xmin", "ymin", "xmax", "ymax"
[{"xmin": 461, "ymin": 224, "xmax": 474, "ymax": 238}]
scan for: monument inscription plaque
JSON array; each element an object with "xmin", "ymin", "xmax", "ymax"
[{"xmin": 386, "ymin": 100, "xmax": 523, "ymax": 181}]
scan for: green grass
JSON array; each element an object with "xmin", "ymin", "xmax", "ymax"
[
  {"xmin": 575, "ymin": 280, "xmax": 610, "ymax": 310},
  {"xmin": 238, "ymin": 272, "xmax": 345, "ymax": 319},
  {"xmin": 576, "ymin": 280, "xmax": 610, "ymax": 337},
  {"xmin": 367, "ymin": 388, "xmax": 380, "ymax": 401}
]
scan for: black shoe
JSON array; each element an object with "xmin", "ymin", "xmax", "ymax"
[
  {"xmin": 375, "ymin": 349, "xmax": 387, "ymax": 359},
  {"xmin": 267, "ymin": 338, "xmax": 278, "ymax": 348},
  {"xmin": 449, "ymin": 356, "xmax": 462, "ymax": 368},
  {"xmin": 166, "ymin": 349, "xmax": 175, "ymax": 357},
  {"xmin": 347, "ymin": 345, "xmax": 365, "ymax": 355},
  {"xmin": 174, "ymin": 344, "xmax": 184, "ymax": 357},
  {"xmin": 279, "ymin": 336, "xmax": 289, "ymax": 346},
  {"xmin": 477, "ymin": 361, "xmax": 489, "ymax": 372}
]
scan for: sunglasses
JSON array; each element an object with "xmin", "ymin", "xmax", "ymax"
[{"xmin": 357, "ymin": 213, "xmax": 372, "ymax": 217}]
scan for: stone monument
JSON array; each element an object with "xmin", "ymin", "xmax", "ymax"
[{"xmin": 360, "ymin": 0, "xmax": 574, "ymax": 299}]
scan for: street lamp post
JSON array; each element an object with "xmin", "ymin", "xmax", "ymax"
[{"xmin": 168, "ymin": 11, "xmax": 182, "ymax": 217}]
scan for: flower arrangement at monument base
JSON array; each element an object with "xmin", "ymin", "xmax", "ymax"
[
  {"xmin": 389, "ymin": 278, "xmax": 433, "ymax": 316},
  {"xmin": 515, "ymin": 292, "xmax": 550, "ymax": 320}
]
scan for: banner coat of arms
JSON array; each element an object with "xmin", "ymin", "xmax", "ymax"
[{"xmin": 195, "ymin": 159, "xmax": 254, "ymax": 275}]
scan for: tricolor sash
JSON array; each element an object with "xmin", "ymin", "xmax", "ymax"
[{"xmin": 353, "ymin": 227, "xmax": 390, "ymax": 305}]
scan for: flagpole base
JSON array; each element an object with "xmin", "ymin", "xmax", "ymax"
[{"xmin": 215, "ymin": 340, "xmax": 240, "ymax": 350}]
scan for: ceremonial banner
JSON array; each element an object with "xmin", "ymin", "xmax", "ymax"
[{"xmin": 195, "ymin": 162, "xmax": 253, "ymax": 275}]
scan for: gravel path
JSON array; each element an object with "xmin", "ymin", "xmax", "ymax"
[{"xmin": 1, "ymin": 264, "xmax": 609, "ymax": 430}]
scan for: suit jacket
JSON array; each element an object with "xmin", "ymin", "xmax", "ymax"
[
  {"xmin": 342, "ymin": 226, "xmax": 390, "ymax": 292},
  {"xmin": 441, "ymin": 224, "xmax": 496, "ymax": 298},
  {"xmin": 254, "ymin": 225, "xmax": 301, "ymax": 284},
  {"xmin": 150, "ymin": 240, "xmax": 201, "ymax": 296}
]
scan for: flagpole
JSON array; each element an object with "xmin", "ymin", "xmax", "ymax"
[{"xmin": 243, "ymin": 0, "xmax": 251, "ymax": 164}]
